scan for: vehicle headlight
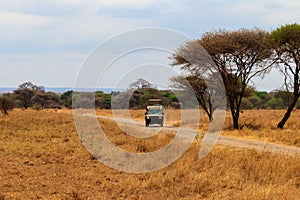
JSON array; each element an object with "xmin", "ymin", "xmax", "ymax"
[
  {"xmin": 159, "ymin": 116, "xmax": 162, "ymax": 119},
  {"xmin": 147, "ymin": 117, "xmax": 150, "ymax": 119}
]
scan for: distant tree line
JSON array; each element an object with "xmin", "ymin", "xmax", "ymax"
[
  {"xmin": 1, "ymin": 81, "xmax": 299, "ymax": 115},
  {"xmin": 0, "ymin": 82, "xmax": 61, "ymax": 113}
]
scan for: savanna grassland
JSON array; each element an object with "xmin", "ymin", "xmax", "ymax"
[
  {"xmin": 0, "ymin": 109, "xmax": 300, "ymax": 199},
  {"xmin": 97, "ymin": 109, "xmax": 300, "ymax": 147}
]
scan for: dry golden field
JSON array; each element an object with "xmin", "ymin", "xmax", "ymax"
[
  {"xmin": 97, "ymin": 109, "xmax": 300, "ymax": 147},
  {"xmin": 0, "ymin": 109, "xmax": 300, "ymax": 199}
]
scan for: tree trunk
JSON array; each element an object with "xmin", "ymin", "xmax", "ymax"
[
  {"xmin": 229, "ymin": 96, "xmax": 240, "ymax": 130},
  {"xmin": 3, "ymin": 109, "xmax": 8, "ymax": 115},
  {"xmin": 277, "ymin": 97, "xmax": 298, "ymax": 128},
  {"xmin": 205, "ymin": 106, "xmax": 213, "ymax": 122},
  {"xmin": 229, "ymin": 104, "xmax": 240, "ymax": 129},
  {"xmin": 232, "ymin": 112, "xmax": 239, "ymax": 130},
  {"xmin": 209, "ymin": 112, "xmax": 213, "ymax": 122}
]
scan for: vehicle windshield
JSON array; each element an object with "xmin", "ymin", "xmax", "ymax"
[{"xmin": 146, "ymin": 110, "xmax": 162, "ymax": 115}]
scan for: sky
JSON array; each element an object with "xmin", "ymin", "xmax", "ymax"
[{"xmin": 0, "ymin": 0, "xmax": 300, "ymax": 91}]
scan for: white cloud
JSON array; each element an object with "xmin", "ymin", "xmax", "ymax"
[
  {"xmin": 211, "ymin": 0, "xmax": 300, "ymax": 29},
  {"xmin": 49, "ymin": 0, "xmax": 159, "ymax": 8},
  {"xmin": 0, "ymin": 11, "xmax": 55, "ymax": 27},
  {"xmin": 95, "ymin": 0, "xmax": 159, "ymax": 9}
]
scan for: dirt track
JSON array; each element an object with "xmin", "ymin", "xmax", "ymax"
[{"xmin": 85, "ymin": 114, "xmax": 300, "ymax": 157}]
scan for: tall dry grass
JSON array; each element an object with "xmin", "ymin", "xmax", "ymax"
[
  {"xmin": 96, "ymin": 109, "xmax": 300, "ymax": 147},
  {"xmin": 0, "ymin": 109, "xmax": 299, "ymax": 199},
  {"xmin": 221, "ymin": 109, "xmax": 300, "ymax": 147}
]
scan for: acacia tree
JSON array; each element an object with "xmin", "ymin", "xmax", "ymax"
[
  {"xmin": 14, "ymin": 82, "xmax": 45, "ymax": 109},
  {"xmin": 172, "ymin": 29, "xmax": 273, "ymax": 129},
  {"xmin": 170, "ymin": 75, "xmax": 214, "ymax": 121},
  {"xmin": 271, "ymin": 24, "xmax": 300, "ymax": 128},
  {"xmin": 129, "ymin": 78, "xmax": 154, "ymax": 90},
  {"xmin": 14, "ymin": 88, "xmax": 34, "ymax": 109},
  {"xmin": 19, "ymin": 82, "xmax": 45, "ymax": 91}
]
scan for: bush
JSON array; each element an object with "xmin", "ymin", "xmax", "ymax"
[
  {"xmin": 32, "ymin": 103, "xmax": 42, "ymax": 111},
  {"xmin": 0, "ymin": 96, "xmax": 14, "ymax": 115}
]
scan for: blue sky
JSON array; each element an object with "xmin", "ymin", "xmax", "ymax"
[{"xmin": 0, "ymin": 0, "xmax": 299, "ymax": 90}]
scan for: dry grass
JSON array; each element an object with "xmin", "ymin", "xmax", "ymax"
[
  {"xmin": 222, "ymin": 110, "xmax": 300, "ymax": 147},
  {"xmin": 96, "ymin": 109, "xmax": 300, "ymax": 147},
  {"xmin": 0, "ymin": 109, "xmax": 299, "ymax": 199},
  {"xmin": 98, "ymin": 118, "xmax": 175, "ymax": 153}
]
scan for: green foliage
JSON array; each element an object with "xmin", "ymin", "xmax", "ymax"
[
  {"xmin": 274, "ymin": 90, "xmax": 293, "ymax": 107},
  {"xmin": 111, "ymin": 88, "xmax": 174, "ymax": 109},
  {"xmin": 60, "ymin": 90, "xmax": 73, "ymax": 108},
  {"xmin": 162, "ymin": 91, "xmax": 178, "ymax": 104},
  {"xmin": 241, "ymin": 90, "xmax": 294, "ymax": 110},
  {"xmin": 265, "ymin": 97, "xmax": 284, "ymax": 109},
  {"xmin": 255, "ymin": 91, "xmax": 268, "ymax": 100},
  {"xmin": 272, "ymin": 23, "xmax": 300, "ymax": 47},
  {"xmin": 102, "ymin": 94, "xmax": 112, "ymax": 109},
  {"xmin": 241, "ymin": 95, "xmax": 262, "ymax": 109},
  {"xmin": 95, "ymin": 91, "xmax": 112, "ymax": 109}
]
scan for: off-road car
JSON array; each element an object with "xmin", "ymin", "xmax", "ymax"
[{"xmin": 145, "ymin": 99, "xmax": 164, "ymax": 127}]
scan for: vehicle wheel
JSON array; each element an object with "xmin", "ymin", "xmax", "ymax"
[
  {"xmin": 160, "ymin": 118, "xmax": 164, "ymax": 127},
  {"xmin": 145, "ymin": 119, "xmax": 150, "ymax": 127}
]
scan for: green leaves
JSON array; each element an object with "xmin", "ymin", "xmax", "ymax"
[{"xmin": 272, "ymin": 23, "xmax": 300, "ymax": 47}]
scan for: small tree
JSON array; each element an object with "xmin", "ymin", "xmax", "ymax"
[
  {"xmin": 60, "ymin": 90, "xmax": 73, "ymax": 108},
  {"xmin": 19, "ymin": 82, "xmax": 45, "ymax": 91},
  {"xmin": 14, "ymin": 88, "xmax": 34, "ymax": 109},
  {"xmin": 129, "ymin": 78, "xmax": 154, "ymax": 90},
  {"xmin": 170, "ymin": 75, "xmax": 214, "ymax": 121},
  {"xmin": 0, "ymin": 96, "xmax": 14, "ymax": 115},
  {"xmin": 14, "ymin": 82, "xmax": 45, "ymax": 109}
]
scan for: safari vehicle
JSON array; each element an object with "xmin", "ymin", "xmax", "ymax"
[{"xmin": 145, "ymin": 99, "xmax": 164, "ymax": 127}]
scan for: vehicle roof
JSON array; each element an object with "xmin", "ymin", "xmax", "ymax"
[{"xmin": 147, "ymin": 105, "xmax": 162, "ymax": 110}]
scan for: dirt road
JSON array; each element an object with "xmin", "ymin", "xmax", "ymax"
[{"xmin": 84, "ymin": 114, "xmax": 300, "ymax": 157}]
